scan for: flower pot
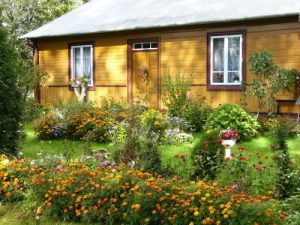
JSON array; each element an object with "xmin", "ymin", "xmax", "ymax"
[{"xmin": 222, "ymin": 139, "xmax": 236, "ymax": 159}]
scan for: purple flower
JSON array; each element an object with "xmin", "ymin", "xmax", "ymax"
[
  {"xmin": 56, "ymin": 165, "xmax": 63, "ymax": 170},
  {"xmin": 231, "ymin": 184, "xmax": 239, "ymax": 190},
  {"xmin": 99, "ymin": 161, "xmax": 112, "ymax": 167},
  {"xmin": 95, "ymin": 153, "xmax": 101, "ymax": 161}
]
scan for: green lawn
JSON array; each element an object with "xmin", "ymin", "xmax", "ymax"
[{"xmin": 20, "ymin": 122, "xmax": 300, "ymax": 164}]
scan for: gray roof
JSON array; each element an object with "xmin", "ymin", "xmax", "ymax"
[{"xmin": 22, "ymin": 0, "xmax": 300, "ymax": 39}]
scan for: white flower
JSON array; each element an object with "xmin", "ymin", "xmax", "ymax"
[
  {"xmin": 3, "ymin": 159, "xmax": 9, "ymax": 165},
  {"xmin": 30, "ymin": 160, "xmax": 36, "ymax": 165}
]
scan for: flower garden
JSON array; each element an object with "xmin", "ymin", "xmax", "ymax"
[
  {"xmin": 1, "ymin": 70, "xmax": 300, "ymax": 224},
  {"xmin": 1, "ymin": 95, "xmax": 300, "ymax": 225}
]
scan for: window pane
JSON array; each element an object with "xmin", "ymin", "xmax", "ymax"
[
  {"xmin": 212, "ymin": 38, "xmax": 224, "ymax": 72},
  {"xmin": 151, "ymin": 42, "xmax": 158, "ymax": 48},
  {"xmin": 133, "ymin": 43, "xmax": 142, "ymax": 49},
  {"xmin": 73, "ymin": 48, "xmax": 81, "ymax": 78},
  {"xmin": 212, "ymin": 72, "xmax": 224, "ymax": 83},
  {"xmin": 143, "ymin": 43, "xmax": 151, "ymax": 49},
  {"xmin": 228, "ymin": 72, "xmax": 240, "ymax": 83},
  {"xmin": 83, "ymin": 47, "xmax": 91, "ymax": 83},
  {"xmin": 228, "ymin": 37, "xmax": 240, "ymax": 71}
]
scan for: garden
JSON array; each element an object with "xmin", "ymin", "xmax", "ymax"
[
  {"xmin": 2, "ymin": 72, "xmax": 300, "ymax": 224},
  {"xmin": 1, "ymin": 10, "xmax": 300, "ymax": 223}
]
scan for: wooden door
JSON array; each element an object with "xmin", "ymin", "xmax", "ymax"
[{"xmin": 132, "ymin": 51, "xmax": 158, "ymax": 107}]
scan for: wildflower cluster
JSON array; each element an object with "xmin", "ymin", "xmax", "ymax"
[
  {"xmin": 33, "ymin": 113, "xmax": 64, "ymax": 139},
  {"xmin": 33, "ymin": 108, "xmax": 118, "ymax": 142},
  {"xmin": 0, "ymin": 157, "xmax": 284, "ymax": 225}
]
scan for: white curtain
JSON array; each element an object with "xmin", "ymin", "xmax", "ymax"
[{"xmin": 83, "ymin": 47, "xmax": 91, "ymax": 83}]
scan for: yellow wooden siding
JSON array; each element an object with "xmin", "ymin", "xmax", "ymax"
[{"xmin": 37, "ymin": 22, "xmax": 300, "ymax": 113}]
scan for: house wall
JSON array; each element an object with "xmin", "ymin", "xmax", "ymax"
[{"xmin": 37, "ymin": 21, "xmax": 300, "ymax": 113}]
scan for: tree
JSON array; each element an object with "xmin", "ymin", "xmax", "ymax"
[
  {"xmin": 0, "ymin": 0, "xmax": 87, "ymax": 102},
  {"xmin": 249, "ymin": 50, "xmax": 299, "ymax": 116},
  {"xmin": 0, "ymin": 19, "xmax": 23, "ymax": 156}
]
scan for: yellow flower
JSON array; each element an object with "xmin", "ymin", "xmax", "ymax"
[
  {"xmin": 189, "ymin": 222, "xmax": 195, "ymax": 225},
  {"xmin": 145, "ymin": 218, "xmax": 150, "ymax": 223},
  {"xmin": 194, "ymin": 211, "xmax": 199, "ymax": 216},
  {"xmin": 205, "ymin": 193, "xmax": 210, "ymax": 198},
  {"xmin": 223, "ymin": 214, "xmax": 229, "ymax": 219}
]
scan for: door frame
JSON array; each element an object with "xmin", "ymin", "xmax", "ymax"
[{"xmin": 127, "ymin": 37, "xmax": 160, "ymax": 109}]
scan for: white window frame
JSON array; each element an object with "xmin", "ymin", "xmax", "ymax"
[
  {"xmin": 210, "ymin": 34, "xmax": 243, "ymax": 85},
  {"xmin": 133, "ymin": 42, "xmax": 158, "ymax": 51},
  {"xmin": 70, "ymin": 44, "xmax": 94, "ymax": 87}
]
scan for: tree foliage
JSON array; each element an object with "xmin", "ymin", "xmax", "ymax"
[
  {"xmin": 249, "ymin": 50, "xmax": 299, "ymax": 116},
  {"xmin": 0, "ymin": 20, "xmax": 23, "ymax": 155},
  {"xmin": 0, "ymin": 0, "xmax": 87, "ymax": 102}
]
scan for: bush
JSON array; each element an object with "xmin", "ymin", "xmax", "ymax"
[
  {"xmin": 64, "ymin": 108, "xmax": 116, "ymax": 142},
  {"xmin": 183, "ymin": 96, "xmax": 213, "ymax": 132},
  {"xmin": 191, "ymin": 130, "xmax": 224, "ymax": 180},
  {"xmin": 0, "ymin": 23, "xmax": 23, "ymax": 155},
  {"xmin": 205, "ymin": 104, "xmax": 260, "ymax": 141},
  {"xmin": 0, "ymin": 158, "xmax": 284, "ymax": 225},
  {"xmin": 55, "ymin": 100, "xmax": 95, "ymax": 118},
  {"xmin": 140, "ymin": 109, "xmax": 168, "ymax": 137},
  {"xmin": 33, "ymin": 107, "xmax": 117, "ymax": 142},
  {"xmin": 162, "ymin": 73, "xmax": 191, "ymax": 117},
  {"xmin": 272, "ymin": 119, "xmax": 300, "ymax": 199},
  {"xmin": 281, "ymin": 190, "xmax": 300, "ymax": 225},
  {"xmin": 24, "ymin": 97, "xmax": 51, "ymax": 122},
  {"xmin": 33, "ymin": 113, "xmax": 64, "ymax": 139},
  {"xmin": 137, "ymin": 132, "xmax": 162, "ymax": 174}
]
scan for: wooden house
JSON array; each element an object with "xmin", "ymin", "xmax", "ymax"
[{"xmin": 22, "ymin": 0, "xmax": 300, "ymax": 113}]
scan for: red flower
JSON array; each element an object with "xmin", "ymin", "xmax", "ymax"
[
  {"xmin": 220, "ymin": 128, "xmax": 240, "ymax": 140},
  {"xmin": 201, "ymin": 141, "xmax": 209, "ymax": 147},
  {"xmin": 199, "ymin": 149, "xmax": 206, "ymax": 155},
  {"xmin": 238, "ymin": 146, "xmax": 245, "ymax": 151},
  {"xmin": 215, "ymin": 140, "xmax": 222, "ymax": 145}
]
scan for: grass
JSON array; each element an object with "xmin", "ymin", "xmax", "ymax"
[
  {"xmin": 21, "ymin": 122, "xmax": 300, "ymax": 164},
  {"xmin": 20, "ymin": 122, "xmax": 114, "ymax": 159}
]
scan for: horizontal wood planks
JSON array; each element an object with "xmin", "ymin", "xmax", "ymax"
[{"xmin": 37, "ymin": 21, "xmax": 300, "ymax": 113}]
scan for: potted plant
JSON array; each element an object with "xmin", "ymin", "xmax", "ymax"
[
  {"xmin": 220, "ymin": 128, "xmax": 240, "ymax": 158},
  {"xmin": 69, "ymin": 76, "xmax": 89, "ymax": 102}
]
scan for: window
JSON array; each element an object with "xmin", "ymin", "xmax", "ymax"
[
  {"xmin": 70, "ymin": 44, "xmax": 93, "ymax": 86},
  {"xmin": 133, "ymin": 42, "xmax": 158, "ymax": 50},
  {"xmin": 209, "ymin": 33, "xmax": 244, "ymax": 88}
]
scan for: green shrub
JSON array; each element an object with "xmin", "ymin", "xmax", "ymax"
[
  {"xmin": 281, "ymin": 190, "xmax": 300, "ymax": 225},
  {"xmin": 272, "ymin": 119, "xmax": 300, "ymax": 199},
  {"xmin": 161, "ymin": 73, "xmax": 191, "ymax": 117},
  {"xmin": 0, "ymin": 23, "xmax": 23, "ymax": 155},
  {"xmin": 64, "ymin": 108, "xmax": 116, "ymax": 142},
  {"xmin": 55, "ymin": 100, "xmax": 95, "ymax": 118},
  {"xmin": 32, "ymin": 113, "xmax": 64, "ymax": 139},
  {"xmin": 183, "ymin": 96, "xmax": 213, "ymax": 132},
  {"xmin": 137, "ymin": 132, "xmax": 162, "ymax": 174},
  {"xmin": 24, "ymin": 97, "xmax": 51, "ymax": 122},
  {"xmin": 140, "ymin": 109, "xmax": 168, "ymax": 137},
  {"xmin": 162, "ymin": 73, "xmax": 212, "ymax": 131},
  {"xmin": 191, "ymin": 130, "xmax": 224, "ymax": 180},
  {"xmin": 205, "ymin": 104, "xmax": 260, "ymax": 141}
]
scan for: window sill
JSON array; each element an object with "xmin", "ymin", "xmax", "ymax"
[
  {"xmin": 68, "ymin": 86, "xmax": 96, "ymax": 91},
  {"xmin": 207, "ymin": 84, "xmax": 244, "ymax": 91}
]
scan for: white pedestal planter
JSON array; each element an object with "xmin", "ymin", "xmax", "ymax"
[{"xmin": 222, "ymin": 139, "xmax": 236, "ymax": 159}]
